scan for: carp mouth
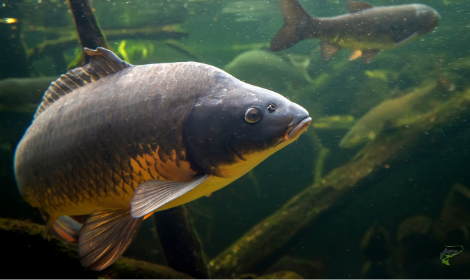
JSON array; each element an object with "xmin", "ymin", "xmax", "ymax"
[{"xmin": 287, "ymin": 117, "xmax": 312, "ymax": 140}]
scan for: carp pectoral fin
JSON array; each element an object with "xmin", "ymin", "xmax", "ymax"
[
  {"xmin": 320, "ymin": 41, "xmax": 341, "ymax": 60},
  {"xmin": 131, "ymin": 174, "xmax": 210, "ymax": 218},
  {"xmin": 395, "ymin": 32, "xmax": 419, "ymax": 46},
  {"xmin": 346, "ymin": 1, "xmax": 374, "ymax": 13},
  {"xmin": 78, "ymin": 209, "xmax": 143, "ymax": 271},
  {"xmin": 362, "ymin": 49, "xmax": 379, "ymax": 63}
]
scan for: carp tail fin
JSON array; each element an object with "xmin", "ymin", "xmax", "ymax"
[
  {"xmin": 270, "ymin": 0, "xmax": 314, "ymax": 52},
  {"xmin": 78, "ymin": 209, "xmax": 143, "ymax": 271}
]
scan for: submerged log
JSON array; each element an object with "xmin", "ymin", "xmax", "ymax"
[
  {"xmin": 69, "ymin": 0, "xmax": 110, "ymax": 51},
  {"xmin": 68, "ymin": 0, "xmax": 110, "ymax": 68},
  {"xmin": 0, "ymin": 76, "xmax": 57, "ymax": 112},
  {"xmin": 209, "ymin": 88, "xmax": 470, "ymax": 277},
  {"xmin": 0, "ymin": 217, "xmax": 192, "ymax": 278},
  {"xmin": 27, "ymin": 26, "xmax": 189, "ymax": 64},
  {"xmin": 154, "ymin": 205, "xmax": 210, "ymax": 279}
]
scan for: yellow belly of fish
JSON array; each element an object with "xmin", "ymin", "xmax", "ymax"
[
  {"xmin": 51, "ymin": 174, "xmax": 236, "ymax": 217},
  {"xmin": 327, "ymin": 36, "xmax": 396, "ymax": 51},
  {"xmin": 45, "ymin": 146, "xmax": 197, "ymax": 217},
  {"xmin": 156, "ymin": 140, "xmax": 288, "ymax": 211},
  {"xmin": 48, "ymin": 138, "xmax": 290, "ymax": 218}
]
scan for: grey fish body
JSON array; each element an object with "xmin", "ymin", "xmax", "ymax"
[
  {"xmin": 271, "ymin": 0, "xmax": 440, "ymax": 62},
  {"xmin": 223, "ymin": 49, "xmax": 309, "ymax": 92},
  {"xmin": 306, "ymin": 4, "xmax": 439, "ymax": 49},
  {"xmin": 15, "ymin": 62, "xmax": 216, "ymax": 214},
  {"xmin": 339, "ymin": 81, "xmax": 437, "ymax": 148},
  {"xmin": 14, "ymin": 48, "xmax": 311, "ymax": 270}
]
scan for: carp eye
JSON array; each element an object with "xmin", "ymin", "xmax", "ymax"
[
  {"xmin": 267, "ymin": 104, "xmax": 276, "ymax": 113},
  {"xmin": 245, "ymin": 107, "xmax": 261, "ymax": 123}
]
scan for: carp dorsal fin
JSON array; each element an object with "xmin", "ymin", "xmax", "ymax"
[
  {"xmin": 34, "ymin": 47, "xmax": 131, "ymax": 119},
  {"xmin": 347, "ymin": 1, "xmax": 373, "ymax": 13}
]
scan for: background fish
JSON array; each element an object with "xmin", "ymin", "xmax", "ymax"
[
  {"xmin": 339, "ymin": 81, "xmax": 437, "ymax": 148},
  {"xmin": 14, "ymin": 47, "xmax": 311, "ymax": 270},
  {"xmin": 223, "ymin": 49, "xmax": 311, "ymax": 92},
  {"xmin": 0, "ymin": 77, "xmax": 57, "ymax": 113},
  {"xmin": 270, "ymin": 0, "xmax": 440, "ymax": 63}
]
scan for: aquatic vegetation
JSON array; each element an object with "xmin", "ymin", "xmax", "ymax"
[{"xmin": 116, "ymin": 40, "xmax": 155, "ymax": 64}]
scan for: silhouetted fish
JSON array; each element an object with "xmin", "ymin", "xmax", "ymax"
[
  {"xmin": 339, "ymin": 80, "xmax": 437, "ymax": 148},
  {"xmin": 14, "ymin": 48, "xmax": 311, "ymax": 270},
  {"xmin": 270, "ymin": 0, "xmax": 440, "ymax": 63},
  {"xmin": 0, "ymin": 77, "xmax": 57, "ymax": 112}
]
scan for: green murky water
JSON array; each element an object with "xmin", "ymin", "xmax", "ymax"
[{"xmin": 1, "ymin": 0, "xmax": 470, "ymax": 278}]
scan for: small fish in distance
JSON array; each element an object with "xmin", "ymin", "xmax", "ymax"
[
  {"xmin": 339, "ymin": 80, "xmax": 437, "ymax": 148},
  {"xmin": 270, "ymin": 0, "xmax": 440, "ymax": 63}
]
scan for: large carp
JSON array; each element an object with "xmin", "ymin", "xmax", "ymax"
[{"xmin": 14, "ymin": 48, "xmax": 311, "ymax": 270}]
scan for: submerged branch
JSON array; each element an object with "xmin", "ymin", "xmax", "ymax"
[
  {"xmin": 209, "ymin": 88, "xmax": 470, "ymax": 278},
  {"xmin": 308, "ymin": 129, "xmax": 330, "ymax": 185},
  {"xmin": 0, "ymin": 217, "xmax": 192, "ymax": 279},
  {"xmin": 154, "ymin": 205, "xmax": 210, "ymax": 279},
  {"xmin": 68, "ymin": 0, "xmax": 110, "ymax": 51},
  {"xmin": 68, "ymin": 0, "xmax": 110, "ymax": 67}
]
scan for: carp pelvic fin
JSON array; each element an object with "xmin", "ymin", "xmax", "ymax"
[
  {"xmin": 34, "ymin": 47, "xmax": 131, "ymax": 119},
  {"xmin": 349, "ymin": 50, "xmax": 363, "ymax": 61},
  {"xmin": 51, "ymin": 216, "xmax": 82, "ymax": 244},
  {"xmin": 347, "ymin": 1, "xmax": 374, "ymax": 13},
  {"xmin": 78, "ymin": 209, "xmax": 143, "ymax": 271},
  {"xmin": 131, "ymin": 175, "xmax": 210, "ymax": 218},
  {"xmin": 270, "ymin": 0, "xmax": 311, "ymax": 52},
  {"xmin": 362, "ymin": 49, "xmax": 379, "ymax": 63},
  {"xmin": 320, "ymin": 41, "xmax": 341, "ymax": 60},
  {"xmin": 395, "ymin": 32, "xmax": 419, "ymax": 46}
]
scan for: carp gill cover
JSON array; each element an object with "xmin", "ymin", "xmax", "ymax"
[{"xmin": 14, "ymin": 47, "xmax": 311, "ymax": 270}]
